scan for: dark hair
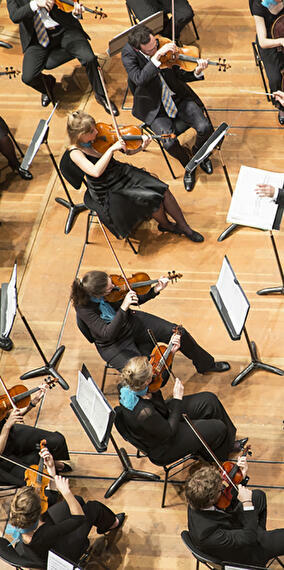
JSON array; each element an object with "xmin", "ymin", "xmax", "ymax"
[
  {"xmin": 128, "ymin": 25, "xmax": 152, "ymax": 49},
  {"xmin": 185, "ymin": 464, "xmax": 223, "ymax": 510},
  {"xmin": 70, "ymin": 271, "xmax": 108, "ymax": 308}
]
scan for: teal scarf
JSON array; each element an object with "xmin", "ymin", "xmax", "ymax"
[
  {"xmin": 91, "ymin": 296, "xmax": 116, "ymax": 322},
  {"xmin": 120, "ymin": 385, "xmax": 148, "ymax": 410}
]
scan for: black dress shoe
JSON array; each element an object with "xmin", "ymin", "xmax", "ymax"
[
  {"xmin": 204, "ymin": 361, "xmax": 231, "ymax": 373},
  {"xmin": 0, "ymin": 337, "xmax": 13, "ymax": 351},
  {"xmin": 181, "ymin": 228, "xmax": 204, "ymax": 242},
  {"xmin": 278, "ymin": 110, "xmax": 284, "ymax": 125},
  {"xmin": 41, "ymin": 75, "xmax": 56, "ymax": 107},
  {"xmin": 16, "ymin": 166, "xmax": 33, "ymax": 180},
  {"xmin": 58, "ymin": 462, "xmax": 72, "ymax": 473},
  {"xmin": 95, "ymin": 96, "xmax": 119, "ymax": 116},
  {"xmin": 100, "ymin": 512, "xmax": 126, "ymax": 534},
  {"xmin": 200, "ymin": 157, "xmax": 213, "ymax": 175},
  {"xmin": 231, "ymin": 437, "xmax": 249, "ymax": 452},
  {"xmin": 183, "ymin": 169, "xmax": 196, "ymax": 191}
]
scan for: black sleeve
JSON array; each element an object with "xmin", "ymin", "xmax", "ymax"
[
  {"xmin": 251, "ymin": 0, "xmax": 266, "ymax": 17},
  {"xmin": 122, "ymin": 46, "xmax": 160, "ymax": 86},
  {"xmin": 139, "ymin": 395, "xmax": 182, "ymax": 442},
  {"xmin": 78, "ymin": 305, "xmax": 129, "ymax": 343},
  {"xmin": 136, "ymin": 286, "xmax": 159, "ymax": 305},
  {"xmin": 199, "ymin": 510, "xmax": 259, "ymax": 550},
  {"xmin": 174, "ymin": 66, "xmax": 205, "ymax": 84},
  {"xmin": 32, "ymin": 515, "xmax": 86, "ymax": 553},
  {"xmin": 7, "ymin": 0, "xmax": 34, "ymax": 24},
  {"xmin": 276, "ymin": 188, "xmax": 284, "ymax": 207}
]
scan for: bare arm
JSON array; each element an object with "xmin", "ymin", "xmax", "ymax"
[
  {"xmin": 69, "ymin": 139, "xmax": 127, "ymax": 178},
  {"xmin": 0, "ymin": 409, "xmax": 24, "ymax": 454},
  {"xmin": 254, "ymin": 15, "xmax": 284, "ymax": 49},
  {"xmin": 55, "ymin": 476, "xmax": 84, "ymax": 516}
]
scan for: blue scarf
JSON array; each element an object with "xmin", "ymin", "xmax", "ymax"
[
  {"xmin": 80, "ymin": 141, "xmax": 92, "ymax": 148},
  {"xmin": 6, "ymin": 521, "xmax": 39, "ymax": 546},
  {"xmin": 119, "ymin": 385, "xmax": 148, "ymax": 410},
  {"xmin": 91, "ymin": 296, "xmax": 116, "ymax": 322},
  {"xmin": 261, "ymin": 0, "xmax": 277, "ymax": 6}
]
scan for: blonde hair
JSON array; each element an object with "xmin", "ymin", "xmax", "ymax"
[
  {"xmin": 67, "ymin": 110, "xmax": 96, "ymax": 144},
  {"xmin": 121, "ymin": 356, "xmax": 152, "ymax": 391},
  {"xmin": 10, "ymin": 487, "xmax": 41, "ymax": 529}
]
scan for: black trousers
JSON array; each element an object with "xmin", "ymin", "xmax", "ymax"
[
  {"xmin": 150, "ymin": 100, "xmax": 213, "ymax": 167},
  {"xmin": 0, "ymin": 424, "xmax": 69, "ymax": 485},
  {"xmin": 251, "ymin": 490, "xmax": 284, "ymax": 564},
  {"xmin": 22, "ymin": 28, "xmax": 104, "ymax": 98},
  {"xmin": 150, "ymin": 391, "xmax": 236, "ymax": 463},
  {"xmin": 98, "ymin": 310, "xmax": 214, "ymax": 373},
  {"xmin": 127, "ymin": 0, "xmax": 194, "ymax": 39},
  {"xmin": 256, "ymin": 37, "xmax": 284, "ymax": 111}
]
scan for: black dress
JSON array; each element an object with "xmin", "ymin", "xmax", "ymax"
[{"xmin": 73, "ymin": 151, "xmax": 168, "ymax": 238}]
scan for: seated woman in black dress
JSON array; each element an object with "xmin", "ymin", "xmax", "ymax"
[
  {"xmin": 250, "ymin": 0, "xmax": 284, "ymax": 124},
  {"xmin": 7, "ymin": 446, "xmax": 125, "ymax": 564},
  {"xmin": 66, "ymin": 110, "xmax": 204, "ymax": 242},
  {"xmin": 118, "ymin": 356, "xmax": 246, "ymax": 465}
]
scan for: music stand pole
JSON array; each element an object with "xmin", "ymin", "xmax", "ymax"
[
  {"xmin": 42, "ymin": 127, "xmax": 87, "ymax": 234},
  {"xmin": 104, "ymin": 433, "xmax": 160, "ymax": 499},
  {"xmin": 18, "ymin": 306, "xmax": 69, "ymax": 390},
  {"xmin": 257, "ymin": 231, "xmax": 284, "ymax": 295},
  {"xmin": 232, "ymin": 326, "xmax": 284, "ymax": 386},
  {"xmin": 217, "ymin": 149, "xmax": 239, "ymax": 242}
]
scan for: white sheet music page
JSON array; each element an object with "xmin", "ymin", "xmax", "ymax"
[
  {"xmin": 227, "ymin": 165, "xmax": 283, "ymax": 230},
  {"xmin": 3, "ymin": 262, "xmax": 17, "ymax": 337},
  {"xmin": 216, "ymin": 257, "xmax": 249, "ymax": 337},
  {"xmin": 48, "ymin": 550, "xmax": 78, "ymax": 569},
  {"xmin": 76, "ymin": 370, "xmax": 111, "ymax": 443}
]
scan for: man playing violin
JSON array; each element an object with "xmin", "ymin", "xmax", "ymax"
[
  {"xmin": 186, "ymin": 456, "xmax": 284, "ymax": 566},
  {"xmin": 71, "ymin": 269, "xmax": 230, "ymax": 374},
  {"xmin": 7, "ymin": 0, "xmax": 118, "ymax": 114},
  {"xmin": 121, "ymin": 25, "xmax": 213, "ymax": 191}
]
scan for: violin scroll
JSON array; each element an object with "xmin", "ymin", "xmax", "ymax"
[
  {"xmin": 217, "ymin": 58, "xmax": 231, "ymax": 72},
  {"xmin": 168, "ymin": 270, "xmax": 183, "ymax": 283}
]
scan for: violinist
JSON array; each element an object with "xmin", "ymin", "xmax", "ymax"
[
  {"xmin": 71, "ymin": 269, "xmax": 231, "ymax": 374},
  {"xmin": 186, "ymin": 457, "xmax": 284, "ymax": 566},
  {"xmin": 0, "ymin": 384, "xmax": 70, "ymax": 486},
  {"xmin": 7, "ymin": 0, "xmax": 118, "ymax": 114},
  {"xmin": 118, "ymin": 355, "xmax": 244, "ymax": 465},
  {"xmin": 250, "ymin": 0, "xmax": 284, "ymax": 124},
  {"xmin": 121, "ymin": 25, "xmax": 213, "ymax": 192},
  {"xmin": 7, "ymin": 446, "xmax": 125, "ymax": 564},
  {"xmin": 67, "ymin": 110, "xmax": 204, "ymax": 241}
]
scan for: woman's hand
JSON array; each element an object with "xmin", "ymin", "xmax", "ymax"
[
  {"xmin": 272, "ymin": 90, "xmax": 284, "ymax": 106},
  {"xmin": 5, "ymin": 408, "xmax": 24, "ymax": 429},
  {"xmin": 120, "ymin": 290, "xmax": 138, "ymax": 311},
  {"xmin": 173, "ymin": 377, "xmax": 184, "ymax": 400},
  {"xmin": 255, "ymin": 184, "xmax": 275, "ymax": 198},
  {"xmin": 39, "ymin": 446, "xmax": 56, "ymax": 477},
  {"xmin": 31, "ymin": 383, "xmax": 48, "ymax": 407},
  {"xmin": 195, "ymin": 58, "xmax": 209, "ymax": 75},
  {"xmin": 141, "ymin": 134, "xmax": 152, "ymax": 150},
  {"xmin": 110, "ymin": 139, "xmax": 127, "ymax": 154},
  {"xmin": 170, "ymin": 332, "xmax": 181, "ymax": 354},
  {"xmin": 154, "ymin": 276, "xmax": 169, "ymax": 293},
  {"xmin": 237, "ymin": 454, "xmax": 248, "ymax": 478}
]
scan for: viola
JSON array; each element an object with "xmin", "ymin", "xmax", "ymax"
[
  {"xmin": 104, "ymin": 270, "xmax": 182, "ymax": 303},
  {"xmin": 148, "ymin": 325, "xmax": 182, "ymax": 393},
  {"xmin": 54, "ymin": 0, "xmax": 107, "ymax": 18},
  {"xmin": 92, "ymin": 122, "xmax": 176, "ymax": 154},
  {"xmin": 25, "ymin": 440, "xmax": 50, "ymax": 513},
  {"xmin": 216, "ymin": 444, "xmax": 252, "ymax": 510},
  {"xmin": 271, "ymin": 14, "xmax": 284, "ymax": 53},
  {"xmin": 0, "ymin": 377, "xmax": 56, "ymax": 422},
  {"xmin": 157, "ymin": 36, "xmax": 231, "ymax": 72}
]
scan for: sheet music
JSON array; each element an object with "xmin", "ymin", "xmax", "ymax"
[
  {"xmin": 216, "ymin": 257, "xmax": 249, "ymax": 336},
  {"xmin": 20, "ymin": 104, "xmax": 58, "ymax": 170},
  {"xmin": 194, "ymin": 125, "xmax": 229, "ymax": 163},
  {"xmin": 227, "ymin": 165, "xmax": 283, "ymax": 230},
  {"xmin": 76, "ymin": 370, "xmax": 111, "ymax": 443},
  {"xmin": 48, "ymin": 550, "xmax": 80, "ymax": 570},
  {"xmin": 2, "ymin": 262, "xmax": 17, "ymax": 337}
]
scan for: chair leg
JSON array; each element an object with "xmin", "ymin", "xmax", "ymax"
[
  {"xmin": 122, "ymin": 85, "xmax": 132, "ymax": 111},
  {"xmin": 156, "ymin": 138, "xmax": 176, "ymax": 179},
  {"xmin": 85, "ymin": 211, "xmax": 93, "ymax": 245},
  {"xmin": 101, "ymin": 363, "xmax": 109, "ymax": 393},
  {"xmin": 126, "ymin": 237, "xmax": 138, "ymax": 255},
  {"xmin": 7, "ymin": 127, "xmax": 24, "ymax": 158},
  {"xmin": 191, "ymin": 16, "xmax": 199, "ymax": 40},
  {"xmin": 161, "ymin": 467, "xmax": 169, "ymax": 508}
]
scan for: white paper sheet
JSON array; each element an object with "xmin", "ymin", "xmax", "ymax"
[
  {"xmin": 216, "ymin": 257, "xmax": 249, "ymax": 336},
  {"xmin": 76, "ymin": 370, "xmax": 111, "ymax": 443}
]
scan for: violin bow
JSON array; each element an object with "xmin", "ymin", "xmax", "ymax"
[
  {"xmin": 96, "ymin": 217, "xmax": 133, "ymax": 296},
  {"xmin": 0, "ymin": 376, "xmax": 18, "ymax": 411},
  {"xmin": 171, "ymin": 0, "xmax": 176, "ymax": 45},
  {"xmin": 0, "ymin": 453, "xmax": 54, "ymax": 481},
  {"xmin": 147, "ymin": 328, "xmax": 177, "ymax": 382}
]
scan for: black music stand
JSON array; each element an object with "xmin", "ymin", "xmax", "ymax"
[
  {"xmin": 0, "ymin": 262, "xmax": 17, "ymax": 351},
  {"xmin": 257, "ymin": 230, "xmax": 284, "ymax": 295},
  {"xmin": 210, "ymin": 256, "xmax": 284, "ymax": 386},
  {"xmin": 0, "ymin": 40, "xmax": 12, "ymax": 48},
  {"xmin": 20, "ymin": 105, "xmax": 86, "ymax": 234},
  {"xmin": 70, "ymin": 364, "xmax": 160, "ymax": 497}
]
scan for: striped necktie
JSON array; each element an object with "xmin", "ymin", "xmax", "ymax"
[
  {"xmin": 159, "ymin": 74, "xmax": 178, "ymax": 118},
  {"xmin": 34, "ymin": 10, "xmax": 50, "ymax": 48}
]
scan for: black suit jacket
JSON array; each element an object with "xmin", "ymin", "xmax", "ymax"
[
  {"xmin": 7, "ymin": 0, "xmax": 89, "ymax": 52},
  {"xmin": 276, "ymin": 187, "xmax": 284, "ymax": 207},
  {"xmin": 121, "ymin": 41, "xmax": 204, "ymax": 124},
  {"xmin": 187, "ymin": 503, "xmax": 270, "ymax": 566}
]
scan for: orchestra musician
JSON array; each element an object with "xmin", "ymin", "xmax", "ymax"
[
  {"xmin": 255, "ymin": 181, "xmax": 284, "ymax": 204},
  {"xmin": 6, "ymin": 0, "xmax": 118, "ymax": 114},
  {"xmin": 186, "ymin": 456, "xmax": 284, "ymax": 566},
  {"xmin": 0, "ymin": 117, "xmax": 32, "ymax": 181},
  {"xmin": 67, "ymin": 109, "xmax": 205, "ymax": 241},
  {"xmin": 7, "ymin": 446, "xmax": 125, "ymax": 564},
  {"xmin": 121, "ymin": 25, "xmax": 213, "ymax": 192},
  {"xmin": 250, "ymin": 0, "xmax": 284, "ymax": 124},
  {"xmin": 0, "ymin": 385, "xmax": 71, "ymax": 486},
  {"xmin": 117, "ymin": 355, "xmax": 246, "ymax": 465},
  {"xmin": 71, "ymin": 269, "xmax": 231, "ymax": 374},
  {"xmin": 126, "ymin": 0, "xmax": 195, "ymax": 41}
]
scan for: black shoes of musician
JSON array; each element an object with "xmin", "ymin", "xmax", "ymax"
[
  {"xmin": 278, "ymin": 110, "xmax": 284, "ymax": 125},
  {"xmin": 181, "ymin": 228, "xmax": 204, "ymax": 242},
  {"xmin": 231, "ymin": 437, "xmax": 249, "ymax": 452},
  {"xmin": 200, "ymin": 157, "xmax": 213, "ymax": 175},
  {"xmin": 184, "ymin": 169, "xmax": 196, "ymax": 191},
  {"xmin": 14, "ymin": 165, "xmax": 33, "ymax": 180},
  {"xmin": 95, "ymin": 95, "xmax": 119, "ymax": 116},
  {"xmin": 204, "ymin": 361, "xmax": 231, "ymax": 373},
  {"xmin": 41, "ymin": 75, "xmax": 56, "ymax": 107},
  {"xmin": 100, "ymin": 512, "xmax": 126, "ymax": 534},
  {"xmin": 0, "ymin": 336, "xmax": 13, "ymax": 351}
]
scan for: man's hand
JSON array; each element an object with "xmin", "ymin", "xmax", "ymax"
[
  {"xmin": 36, "ymin": 0, "xmax": 54, "ymax": 11},
  {"xmin": 170, "ymin": 332, "xmax": 181, "ymax": 354},
  {"xmin": 154, "ymin": 276, "xmax": 169, "ymax": 293},
  {"xmin": 173, "ymin": 377, "xmax": 184, "ymax": 400},
  {"xmin": 273, "ymin": 90, "xmax": 284, "ymax": 106},
  {"xmin": 39, "ymin": 446, "xmax": 56, "ymax": 476},
  {"xmin": 153, "ymin": 41, "xmax": 177, "ymax": 62},
  {"xmin": 238, "ymin": 484, "xmax": 252, "ymax": 504},
  {"xmin": 195, "ymin": 58, "xmax": 209, "ymax": 76},
  {"xmin": 237, "ymin": 455, "xmax": 248, "ymax": 478},
  {"xmin": 255, "ymin": 184, "xmax": 275, "ymax": 198}
]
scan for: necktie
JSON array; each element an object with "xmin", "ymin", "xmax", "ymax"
[
  {"xmin": 33, "ymin": 10, "xmax": 50, "ymax": 48},
  {"xmin": 159, "ymin": 74, "xmax": 178, "ymax": 118}
]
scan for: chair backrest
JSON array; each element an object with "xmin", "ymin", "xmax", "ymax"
[
  {"xmin": 45, "ymin": 48, "xmax": 75, "ymax": 70},
  {"xmin": 181, "ymin": 530, "xmax": 222, "ymax": 570},
  {"xmin": 76, "ymin": 315, "xmax": 94, "ymax": 344},
  {"xmin": 60, "ymin": 150, "xmax": 86, "ymax": 190},
  {"xmin": 0, "ymin": 537, "xmax": 45, "ymax": 569}
]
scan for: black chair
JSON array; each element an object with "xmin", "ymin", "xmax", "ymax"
[
  {"xmin": 114, "ymin": 405, "xmax": 197, "ymax": 508},
  {"xmin": 76, "ymin": 315, "xmax": 118, "ymax": 393},
  {"xmin": 59, "ymin": 149, "xmax": 139, "ymax": 253},
  {"xmin": 0, "ymin": 537, "xmax": 45, "ymax": 569}
]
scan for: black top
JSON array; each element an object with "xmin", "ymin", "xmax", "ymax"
[{"xmin": 251, "ymin": 0, "xmax": 284, "ymax": 37}]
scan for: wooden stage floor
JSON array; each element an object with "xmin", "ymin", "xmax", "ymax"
[{"xmin": 0, "ymin": 0, "xmax": 283, "ymax": 567}]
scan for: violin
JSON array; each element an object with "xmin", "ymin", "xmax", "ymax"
[
  {"xmin": 104, "ymin": 270, "xmax": 182, "ymax": 303},
  {"xmin": 271, "ymin": 14, "xmax": 284, "ymax": 53},
  {"xmin": 92, "ymin": 122, "xmax": 176, "ymax": 154},
  {"xmin": 148, "ymin": 325, "xmax": 182, "ymax": 393},
  {"xmin": 0, "ymin": 66, "xmax": 20, "ymax": 79},
  {"xmin": 157, "ymin": 36, "xmax": 231, "ymax": 72},
  {"xmin": 216, "ymin": 444, "xmax": 252, "ymax": 510},
  {"xmin": 54, "ymin": 0, "xmax": 107, "ymax": 18},
  {"xmin": 0, "ymin": 377, "xmax": 56, "ymax": 422},
  {"xmin": 25, "ymin": 440, "xmax": 50, "ymax": 513}
]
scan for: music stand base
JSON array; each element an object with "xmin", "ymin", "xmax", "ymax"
[
  {"xmin": 55, "ymin": 198, "xmax": 87, "ymax": 234},
  {"xmin": 104, "ymin": 447, "xmax": 160, "ymax": 499},
  {"xmin": 217, "ymin": 223, "xmax": 240, "ymax": 242},
  {"xmin": 232, "ymin": 341, "xmax": 284, "ymax": 386},
  {"xmin": 20, "ymin": 345, "xmax": 69, "ymax": 390},
  {"xmin": 257, "ymin": 286, "xmax": 284, "ymax": 296}
]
